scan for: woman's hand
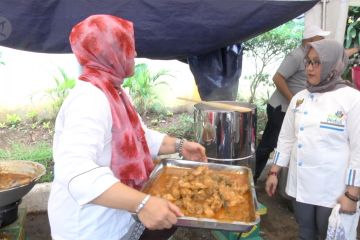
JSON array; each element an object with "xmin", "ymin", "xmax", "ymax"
[
  {"xmin": 181, "ymin": 141, "xmax": 207, "ymax": 162},
  {"xmin": 265, "ymin": 165, "xmax": 281, "ymax": 197},
  {"xmin": 137, "ymin": 196, "xmax": 183, "ymax": 230},
  {"xmin": 265, "ymin": 175, "xmax": 278, "ymax": 197},
  {"xmin": 158, "ymin": 136, "xmax": 206, "ymax": 161},
  {"xmin": 338, "ymin": 194, "xmax": 358, "ymax": 215}
]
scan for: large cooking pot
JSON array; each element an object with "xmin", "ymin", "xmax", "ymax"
[
  {"xmin": 0, "ymin": 160, "xmax": 46, "ymax": 207},
  {"xmin": 194, "ymin": 101, "xmax": 256, "ymax": 168}
]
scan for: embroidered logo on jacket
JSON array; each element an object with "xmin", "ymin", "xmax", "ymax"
[
  {"xmin": 296, "ymin": 98, "xmax": 304, "ymax": 108},
  {"xmin": 320, "ymin": 110, "xmax": 345, "ymax": 132},
  {"xmin": 292, "ymin": 98, "xmax": 304, "ymax": 113}
]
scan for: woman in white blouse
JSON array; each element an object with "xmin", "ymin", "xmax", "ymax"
[
  {"xmin": 48, "ymin": 15, "xmax": 207, "ymax": 240},
  {"xmin": 265, "ymin": 39, "xmax": 360, "ymax": 240}
]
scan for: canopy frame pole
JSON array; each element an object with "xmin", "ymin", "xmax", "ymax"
[{"xmin": 321, "ymin": 0, "xmax": 330, "ymax": 30}]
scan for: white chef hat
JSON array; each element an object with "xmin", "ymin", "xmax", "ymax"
[{"xmin": 303, "ymin": 25, "xmax": 330, "ymax": 39}]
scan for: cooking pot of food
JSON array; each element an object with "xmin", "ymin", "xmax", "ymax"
[
  {"xmin": 0, "ymin": 160, "xmax": 45, "ymax": 227},
  {"xmin": 194, "ymin": 101, "xmax": 256, "ymax": 168},
  {"xmin": 0, "ymin": 160, "xmax": 46, "ymax": 208}
]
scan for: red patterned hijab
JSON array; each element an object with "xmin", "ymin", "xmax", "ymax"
[{"xmin": 69, "ymin": 15, "xmax": 153, "ymax": 188}]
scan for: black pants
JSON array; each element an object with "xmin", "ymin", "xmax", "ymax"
[
  {"xmin": 254, "ymin": 104, "xmax": 285, "ymax": 181},
  {"xmin": 292, "ymin": 200, "xmax": 332, "ymax": 240}
]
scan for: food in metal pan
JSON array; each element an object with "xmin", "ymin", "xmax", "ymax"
[
  {"xmin": 144, "ymin": 166, "xmax": 255, "ymax": 222},
  {"xmin": 0, "ymin": 173, "xmax": 33, "ymax": 190}
]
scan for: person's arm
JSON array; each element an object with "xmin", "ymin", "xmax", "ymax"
[
  {"xmin": 273, "ymin": 48, "xmax": 303, "ymax": 102},
  {"xmin": 338, "ymin": 96, "xmax": 360, "ymax": 214},
  {"xmin": 143, "ymin": 126, "xmax": 207, "ymax": 162},
  {"xmin": 158, "ymin": 135, "xmax": 207, "ymax": 162},
  {"xmin": 157, "ymin": 135, "xmax": 177, "ymax": 154},
  {"xmin": 265, "ymin": 94, "xmax": 298, "ymax": 197},
  {"xmin": 91, "ymin": 181, "xmax": 183, "ymax": 230},
  {"xmin": 90, "ymin": 136, "xmax": 206, "ymax": 227},
  {"xmin": 265, "ymin": 165, "xmax": 282, "ymax": 197},
  {"xmin": 345, "ymin": 47, "xmax": 360, "ymax": 58},
  {"xmin": 338, "ymin": 186, "xmax": 360, "ymax": 214},
  {"xmin": 273, "ymin": 72, "xmax": 293, "ymax": 102},
  {"xmin": 345, "ymin": 186, "xmax": 360, "ymax": 202}
]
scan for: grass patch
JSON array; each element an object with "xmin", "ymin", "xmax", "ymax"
[
  {"xmin": 154, "ymin": 113, "xmax": 195, "ymax": 141},
  {"xmin": 169, "ymin": 113, "xmax": 195, "ymax": 140},
  {"xmin": 0, "ymin": 142, "xmax": 53, "ymax": 183}
]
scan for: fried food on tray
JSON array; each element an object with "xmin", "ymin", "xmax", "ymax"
[{"xmin": 144, "ymin": 166, "xmax": 255, "ymax": 222}]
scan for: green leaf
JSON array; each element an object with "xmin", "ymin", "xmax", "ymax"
[
  {"xmin": 351, "ymin": 28, "xmax": 357, "ymax": 38},
  {"xmin": 123, "ymin": 63, "xmax": 173, "ymax": 117}
]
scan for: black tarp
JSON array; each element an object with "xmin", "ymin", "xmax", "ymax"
[
  {"xmin": 0, "ymin": 0, "xmax": 318, "ymax": 59},
  {"xmin": 188, "ymin": 43, "xmax": 244, "ymax": 100}
]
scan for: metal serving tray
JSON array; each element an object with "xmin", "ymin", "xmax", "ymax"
[{"xmin": 133, "ymin": 158, "xmax": 260, "ymax": 232}]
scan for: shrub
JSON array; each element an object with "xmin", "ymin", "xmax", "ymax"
[
  {"xmin": 5, "ymin": 113, "xmax": 21, "ymax": 128},
  {"xmin": 26, "ymin": 110, "xmax": 39, "ymax": 123},
  {"xmin": 45, "ymin": 68, "xmax": 76, "ymax": 116},
  {"xmin": 123, "ymin": 63, "xmax": 171, "ymax": 117}
]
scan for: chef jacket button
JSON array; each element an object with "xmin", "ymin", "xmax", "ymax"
[
  {"xmin": 300, "ymin": 127, "xmax": 304, "ymax": 131},
  {"xmin": 298, "ymin": 144, "xmax": 302, "ymax": 148},
  {"xmin": 304, "ymin": 111, "xmax": 308, "ymax": 115},
  {"xmin": 298, "ymin": 162, "xmax": 303, "ymax": 166}
]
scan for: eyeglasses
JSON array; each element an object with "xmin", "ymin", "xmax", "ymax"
[{"xmin": 304, "ymin": 59, "xmax": 321, "ymax": 68}]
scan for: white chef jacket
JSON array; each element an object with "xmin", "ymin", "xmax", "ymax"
[
  {"xmin": 48, "ymin": 81, "xmax": 165, "ymax": 240},
  {"xmin": 273, "ymin": 86, "xmax": 360, "ymax": 208}
]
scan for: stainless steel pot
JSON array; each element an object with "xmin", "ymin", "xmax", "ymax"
[
  {"xmin": 0, "ymin": 160, "xmax": 46, "ymax": 207},
  {"xmin": 194, "ymin": 102, "xmax": 256, "ymax": 169}
]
